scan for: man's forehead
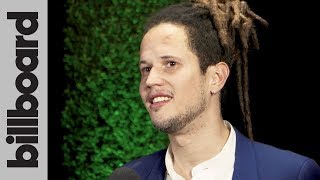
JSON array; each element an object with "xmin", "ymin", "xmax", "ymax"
[
  {"xmin": 141, "ymin": 25, "xmax": 188, "ymax": 53},
  {"xmin": 142, "ymin": 23, "xmax": 187, "ymax": 42},
  {"xmin": 139, "ymin": 23, "xmax": 192, "ymax": 63}
]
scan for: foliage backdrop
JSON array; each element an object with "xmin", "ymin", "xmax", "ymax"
[{"xmin": 62, "ymin": 0, "xmax": 179, "ymax": 179}]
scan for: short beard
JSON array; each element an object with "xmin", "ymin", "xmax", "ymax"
[{"xmin": 152, "ymin": 90, "xmax": 207, "ymax": 134}]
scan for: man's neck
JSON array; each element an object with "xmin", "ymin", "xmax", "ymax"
[{"xmin": 167, "ymin": 117, "xmax": 230, "ymax": 179}]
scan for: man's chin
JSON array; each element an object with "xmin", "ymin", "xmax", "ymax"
[{"xmin": 150, "ymin": 118, "xmax": 181, "ymax": 134}]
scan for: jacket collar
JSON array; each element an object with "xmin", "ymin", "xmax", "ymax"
[
  {"xmin": 147, "ymin": 128, "xmax": 259, "ymax": 180},
  {"xmin": 232, "ymin": 128, "xmax": 259, "ymax": 180},
  {"xmin": 147, "ymin": 149, "xmax": 166, "ymax": 180}
]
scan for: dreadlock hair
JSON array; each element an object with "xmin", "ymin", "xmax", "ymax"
[{"xmin": 143, "ymin": 0, "xmax": 268, "ymax": 140}]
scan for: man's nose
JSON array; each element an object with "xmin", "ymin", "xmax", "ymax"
[{"xmin": 145, "ymin": 67, "xmax": 164, "ymax": 87}]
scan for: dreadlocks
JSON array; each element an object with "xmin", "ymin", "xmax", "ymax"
[{"xmin": 144, "ymin": 0, "xmax": 268, "ymax": 139}]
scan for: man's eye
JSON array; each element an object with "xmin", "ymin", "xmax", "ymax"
[
  {"xmin": 141, "ymin": 67, "xmax": 151, "ymax": 72},
  {"xmin": 166, "ymin": 61, "xmax": 176, "ymax": 67}
]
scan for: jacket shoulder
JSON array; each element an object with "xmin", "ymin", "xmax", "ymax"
[{"xmin": 252, "ymin": 141, "xmax": 320, "ymax": 179}]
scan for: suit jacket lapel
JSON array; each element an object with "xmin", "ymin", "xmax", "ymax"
[
  {"xmin": 147, "ymin": 149, "xmax": 166, "ymax": 180},
  {"xmin": 232, "ymin": 129, "xmax": 259, "ymax": 180}
]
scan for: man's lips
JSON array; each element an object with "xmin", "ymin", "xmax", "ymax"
[
  {"xmin": 150, "ymin": 100, "xmax": 170, "ymax": 109},
  {"xmin": 148, "ymin": 93, "xmax": 172, "ymax": 103},
  {"xmin": 147, "ymin": 93, "xmax": 173, "ymax": 109}
]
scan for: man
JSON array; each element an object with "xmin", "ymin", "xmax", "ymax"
[{"xmin": 111, "ymin": 1, "xmax": 320, "ymax": 179}]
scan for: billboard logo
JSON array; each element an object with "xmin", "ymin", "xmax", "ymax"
[{"xmin": 6, "ymin": 12, "xmax": 39, "ymax": 168}]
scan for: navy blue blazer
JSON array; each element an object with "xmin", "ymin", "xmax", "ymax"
[{"xmin": 124, "ymin": 129, "xmax": 320, "ymax": 179}]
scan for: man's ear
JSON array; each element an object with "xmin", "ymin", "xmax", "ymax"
[{"xmin": 206, "ymin": 62, "xmax": 230, "ymax": 94}]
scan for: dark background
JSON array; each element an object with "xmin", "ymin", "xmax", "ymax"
[
  {"xmin": 49, "ymin": 0, "xmax": 319, "ymax": 179},
  {"xmin": 49, "ymin": 0, "xmax": 66, "ymax": 178}
]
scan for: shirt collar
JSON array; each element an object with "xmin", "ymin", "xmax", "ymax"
[{"xmin": 165, "ymin": 120, "xmax": 236, "ymax": 179}]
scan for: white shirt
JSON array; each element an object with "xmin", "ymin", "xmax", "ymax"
[{"xmin": 165, "ymin": 121, "xmax": 236, "ymax": 180}]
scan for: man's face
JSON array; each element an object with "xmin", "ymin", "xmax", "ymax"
[{"xmin": 139, "ymin": 23, "xmax": 209, "ymax": 133}]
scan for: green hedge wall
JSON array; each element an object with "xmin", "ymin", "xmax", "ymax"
[{"xmin": 62, "ymin": 0, "xmax": 180, "ymax": 179}]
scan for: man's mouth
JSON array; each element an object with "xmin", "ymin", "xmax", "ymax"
[
  {"xmin": 152, "ymin": 96, "xmax": 172, "ymax": 104},
  {"xmin": 148, "ymin": 93, "xmax": 173, "ymax": 109}
]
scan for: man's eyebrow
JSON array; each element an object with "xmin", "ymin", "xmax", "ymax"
[
  {"xmin": 139, "ymin": 56, "xmax": 181, "ymax": 65},
  {"xmin": 161, "ymin": 55, "xmax": 181, "ymax": 62},
  {"xmin": 139, "ymin": 60, "xmax": 147, "ymax": 65},
  {"xmin": 161, "ymin": 55, "xmax": 174, "ymax": 59}
]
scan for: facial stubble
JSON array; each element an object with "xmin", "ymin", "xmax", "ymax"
[{"xmin": 151, "ymin": 86, "xmax": 207, "ymax": 134}]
